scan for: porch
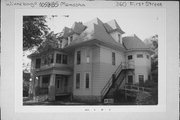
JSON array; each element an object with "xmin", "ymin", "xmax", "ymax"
[{"xmin": 34, "ymin": 73, "xmax": 73, "ymax": 101}]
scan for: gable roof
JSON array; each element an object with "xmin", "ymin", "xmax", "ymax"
[
  {"xmin": 104, "ymin": 19, "xmax": 125, "ymax": 34},
  {"xmin": 122, "ymin": 34, "xmax": 151, "ymax": 51},
  {"xmin": 66, "ymin": 17, "xmax": 125, "ymax": 50}
]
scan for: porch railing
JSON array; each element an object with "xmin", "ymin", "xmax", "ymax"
[{"xmin": 123, "ymin": 84, "xmax": 152, "ymax": 93}]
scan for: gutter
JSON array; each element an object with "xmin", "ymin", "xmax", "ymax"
[{"xmin": 125, "ymin": 48, "xmax": 154, "ymax": 54}]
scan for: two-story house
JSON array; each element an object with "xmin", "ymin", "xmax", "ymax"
[{"xmin": 28, "ymin": 18, "xmax": 153, "ymax": 102}]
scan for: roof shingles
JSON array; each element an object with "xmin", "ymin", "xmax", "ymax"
[
  {"xmin": 67, "ymin": 18, "xmax": 124, "ymax": 49},
  {"xmin": 122, "ymin": 34, "xmax": 150, "ymax": 50}
]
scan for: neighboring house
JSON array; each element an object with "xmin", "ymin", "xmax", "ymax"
[{"xmin": 28, "ymin": 18, "xmax": 153, "ymax": 102}]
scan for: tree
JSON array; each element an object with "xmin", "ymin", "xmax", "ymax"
[
  {"xmin": 37, "ymin": 31, "xmax": 59, "ymax": 51},
  {"xmin": 23, "ymin": 16, "xmax": 49, "ymax": 98},
  {"xmin": 150, "ymin": 35, "xmax": 158, "ymax": 83},
  {"xmin": 143, "ymin": 35, "xmax": 158, "ymax": 104},
  {"xmin": 23, "ymin": 16, "xmax": 49, "ymax": 50},
  {"xmin": 144, "ymin": 34, "xmax": 158, "ymax": 82}
]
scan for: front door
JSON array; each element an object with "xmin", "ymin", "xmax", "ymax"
[{"xmin": 55, "ymin": 75, "xmax": 68, "ymax": 94}]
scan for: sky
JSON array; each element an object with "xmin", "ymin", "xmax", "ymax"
[{"xmin": 46, "ymin": 8, "xmax": 165, "ymax": 40}]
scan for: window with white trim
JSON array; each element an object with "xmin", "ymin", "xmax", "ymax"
[
  {"xmin": 128, "ymin": 55, "xmax": 133, "ymax": 60},
  {"xmin": 77, "ymin": 51, "xmax": 81, "ymax": 65},
  {"xmin": 85, "ymin": 72, "xmax": 90, "ymax": 89},
  {"xmin": 86, "ymin": 49, "xmax": 90, "ymax": 63},
  {"xmin": 76, "ymin": 73, "xmax": 80, "ymax": 89}
]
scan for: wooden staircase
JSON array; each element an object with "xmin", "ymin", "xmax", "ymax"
[{"xmin": 101, "ymin": 62, "xmax": 132, "ymax": 102}]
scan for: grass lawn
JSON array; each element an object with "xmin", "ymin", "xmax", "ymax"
[{"xmin": 23, "ymin": 96, "xmax": 137, "ymax": 106}]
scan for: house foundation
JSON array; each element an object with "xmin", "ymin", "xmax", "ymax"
[{"xmin": 73, "ymin": 95, "xmax": 101, "ymax": 103}]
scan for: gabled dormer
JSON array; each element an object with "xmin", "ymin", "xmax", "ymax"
[
  {"xmin": 104, "ymin": 19, "xmax": 125, "ymax": 44},
  {"xmin": 62, "ymin": 22, "xmax": 87, "ymax": 46}
]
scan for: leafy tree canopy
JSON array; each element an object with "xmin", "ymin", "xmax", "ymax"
[
  {"xmin": 23, "ymin": 16, "xmax": 49, "ymax": 50},
  {"xmin": 144, "ymin": 34, "xmax": 158, "ymax": 82},
  {"xmin": 36, "ymin": 31, "xmax": 61, "ymax": 52}
]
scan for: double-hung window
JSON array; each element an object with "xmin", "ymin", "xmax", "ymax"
[
  {"xmin": 85, "ymin": 73, "xmax": 90, "ymax": 89},
  {"xmin": 56, "ymin": 54, "xmax": 67, "ymax": 64},
  {"xmin": 76, "ymin": 73, "xmax": 80, "ymax": 89},
  {"xmin": 62, "ymin": 55, "xmax": 68, "ymax": 64},
  {"xmin": 77, "ymin": 51, "xmax": 81, "ymax": 65},
  {"xmin": 35, "ymin": 58, "xmax": 41, "ymax": 68},
  {"xmin": 56, "ymin": 54, "xmax": 61, "ymax": 64}
]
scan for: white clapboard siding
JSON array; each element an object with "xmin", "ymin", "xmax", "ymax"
[
  {"xmin": 125, "ymin": 51, "xmax": 151, "ymax": 83},
  {"xmin": 92, "ymin": 45, "xmax": 125, "ymax": 95}
]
